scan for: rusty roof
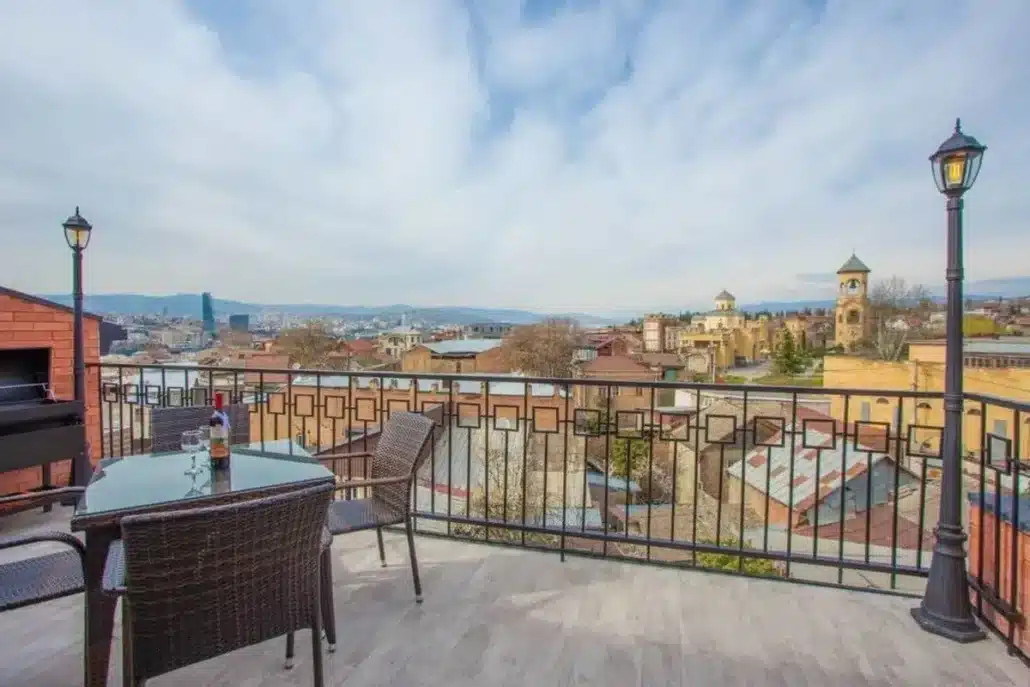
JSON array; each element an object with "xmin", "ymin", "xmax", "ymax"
[{"xmin": 728, "ymin": 423, "xmax": 902, "ymax": 512}]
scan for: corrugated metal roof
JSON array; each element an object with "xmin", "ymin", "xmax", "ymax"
[
  {"xmin": 728, "ymin": 424, "xmax": 892, "ymax": 511},
  {"xmin": 424, "ymin": 339, "xmax": 501, "ymax": 355}
]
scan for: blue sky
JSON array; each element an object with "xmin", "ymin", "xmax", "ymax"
[{"xmin": 0, "ymin": 0, "xmax": 1028, "ymax": 314}]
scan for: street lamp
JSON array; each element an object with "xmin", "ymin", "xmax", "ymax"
[
  {"xmin": 911, "ymin": 119, "xmax": 987, "ymax": 642},
  {"xmin": 63, "ymin": 207, "xmax": 92, "ymax": 488}
]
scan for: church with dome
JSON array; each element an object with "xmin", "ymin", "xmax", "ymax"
[
  {"xmin": 694, "ymin": 289, "xmax": 748, "ymax": 331},
  {"xmin": 642, "ymin": 254, "xmax": 865, "ymax": 374}
]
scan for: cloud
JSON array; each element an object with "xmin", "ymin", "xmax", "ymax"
[{"xmin": 0, "ymin": 0, "xmax": 1028, "ymax": 314}]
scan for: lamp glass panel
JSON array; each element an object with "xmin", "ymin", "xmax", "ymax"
[
  {"xmin": 65, "ymin": 226, "xmax": 90, "ymax": 249},
  {"xmin": 943, "ymin": 154, "xmax": 966, "ymax": 189}
]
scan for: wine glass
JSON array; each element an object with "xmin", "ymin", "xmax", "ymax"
[{"xmin": 182, "ymin": 429, "xmax": 203, "ymax": 477}]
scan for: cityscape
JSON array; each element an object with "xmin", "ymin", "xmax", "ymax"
[{"xmin": 2, "ymin": 1, "xmax": 1030, "ymax": 685}]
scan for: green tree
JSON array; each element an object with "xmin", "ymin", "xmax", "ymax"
[
  {"xmin": 610, "ymin": 437, "xmax": 650, "ymax": 480},
  {"xmin": 773, "ymin": 330, "xmax": 807, "ymax": 376}
]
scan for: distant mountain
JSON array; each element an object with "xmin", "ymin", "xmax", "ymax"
[
  {"xmin": 933, "ymin": 277, "xmax": 1030, "ymax": 299},
  {"xmin": 736, "ymin": 278, "xmax": 1030, "ymax": 314},
  {"xmin": 738, "ymin": 300, "xmax": 835, "ymax": 313},
  {"xmin": 39, "ymin": 293, "xmax": 617, "ymax": 327}
]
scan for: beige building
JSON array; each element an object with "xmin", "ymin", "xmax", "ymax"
[
  {"xmin": 400, "ymin": 339, "xmax": 507, "ymax": 374},
  {"xmin": 642, "ymin": 314, "xmax": 676, "ymax": 353},
  {"xmin": 833, "ymin": 254, "xmax": 872, "ymax": 350},
  {"xmin": 378, "ymin": 326, "xmax": 423, "ymax": 358},
  {"xmin": 778, "ymin": 313, "xmax": 833, "ymax": 351},
  {"xmin": 667, "ymin": 291, "xmax": 773, "ymax": 371}
]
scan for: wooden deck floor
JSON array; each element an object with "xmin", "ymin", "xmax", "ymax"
[{"xmin": 0, "ymin": 507, "xmax": 1024, "ymax": 686}]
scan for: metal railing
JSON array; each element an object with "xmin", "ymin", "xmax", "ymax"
[{"xmin": 85, "ymin": 362, "xmax": 1029, "ymax": 659}]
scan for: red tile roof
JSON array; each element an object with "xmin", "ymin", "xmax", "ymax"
[{"xmin": 344, "ymin": 339, "xmax": 377, "ymax": 354}]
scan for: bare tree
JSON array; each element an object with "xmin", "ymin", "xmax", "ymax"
[
  {"xmin": 500, "ymin": 318, "xmax": 581, "ymax": 378},
  {"xmin": 868, "ymin": 276, "xmax": 934, "ymax": 361},
  {"xmin": 276, "ymin": 322, "xmax": 344, "ymax": 368}
]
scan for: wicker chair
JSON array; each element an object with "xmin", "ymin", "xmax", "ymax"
[
  {"xmin": 0, "ymin": 488, "xmax": 86, "ymax": 614},
  {"xmin": 320, "ymin": 411, "xmax": 435, "ymax": 602},
  {"xmin": 149, "ymin": 404, "xmax": 251, "ymax": 453},
  {"xmin": 104, "ymin": 481, "xmax": 334, "ymax": 686}
]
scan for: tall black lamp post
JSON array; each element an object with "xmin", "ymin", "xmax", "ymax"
[
  {"xmin": 63, "ymin": 207, "xmax": 92, "ymax": 487},
  {"xmin": 911, "ymin": 119, "xmax": 987, "ymax": 642}
]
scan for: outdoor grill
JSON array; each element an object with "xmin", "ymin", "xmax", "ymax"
[{"xmin": 0, "ymin": 347, "xmax": 85, "ymax": 491}]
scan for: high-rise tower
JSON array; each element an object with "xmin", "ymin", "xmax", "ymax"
[{"xmin": 201, "ymin": 292, "xmax": 216, "ymax": 339}]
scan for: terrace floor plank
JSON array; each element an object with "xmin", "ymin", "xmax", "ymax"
[{"xmin": 0, "ymin": 507, "xmax": 1024, "ymax": 686}]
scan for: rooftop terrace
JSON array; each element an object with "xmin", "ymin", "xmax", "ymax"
[
  {"xmin": 4, "ymin": 361, "xmax": 1028, "ymax": 684},
  {"xmin": 0, "ymin": 508, "xmax": 1023, "ymax": 686}
]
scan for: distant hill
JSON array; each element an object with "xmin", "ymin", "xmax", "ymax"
[
  {"xmin": 39, "ymin": 293, "xmax": 617, "ymax": 327},
  {"xmin": 929, "ymin": 276, "xmax": 1030, "ymax": 299},
  {"xmin": 738, "ymin": 300, "xmax": 835, "ymax": 313},
  {"xmin": 736, "ymin": 278, "xmax": 1030, "ymax": 314}
]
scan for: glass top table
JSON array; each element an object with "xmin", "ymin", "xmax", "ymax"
[{"xmin": 73, "ymin": 439, "xmax": 334, "ymax": 524}]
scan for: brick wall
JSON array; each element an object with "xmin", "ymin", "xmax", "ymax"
[
  {"xmin": 0, "ymin": 291, "xmax": 101, "ymax": 495},
  {"xmin": 968, "ymin": 501, "xmax": 1029, "ymax": 656}
]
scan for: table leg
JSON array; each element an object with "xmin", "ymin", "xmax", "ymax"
[{"xmin": 83, "ymin": 528, "xmax": 117, "ymax": 687}]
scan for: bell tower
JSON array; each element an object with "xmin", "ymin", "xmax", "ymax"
[{"xmin": 834, "ymin": 253, "xmax": 871, "ymax": 350}]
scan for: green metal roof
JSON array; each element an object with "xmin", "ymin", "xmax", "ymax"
[{"xmin": 837, "ymin": 254, "xmax": 871, "ymax": 274}]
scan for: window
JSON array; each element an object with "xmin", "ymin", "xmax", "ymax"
[
  {"xmin": 847, "ymin": 309, "xmax": 861, "ymax": 325},
  {"xmin": 860, "ymin": 402, "xmax": 871, "ymax": 422}
]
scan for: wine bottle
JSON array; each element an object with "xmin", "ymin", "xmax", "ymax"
[{"xmin": 209, "ymin": 392, "xmax": 231, "ymax": 468}]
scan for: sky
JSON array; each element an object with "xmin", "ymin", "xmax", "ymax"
[{"xmin": 1, "ymin": 0, "xmax": 1028, "ymax": 315}]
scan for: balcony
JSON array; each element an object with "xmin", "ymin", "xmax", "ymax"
[
  {"xmin": 1, "ymin": 507, "xmax": 1024, "ymax": 685},
  {"xmin": 2, "ymin": 362, "xmax": 1027, "ymax": 683}
]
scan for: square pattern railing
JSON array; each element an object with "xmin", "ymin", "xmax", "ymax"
[{"xmin": 87, "ymin": 362, "xmax": 1030, "ymax": 660}]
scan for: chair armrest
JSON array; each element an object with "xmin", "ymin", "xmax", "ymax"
[
  {"xmin": 335, "ymin": 475, "xmax": 410, "ymax": 490},
  {"xmin": 0, "ymin": 487, "xmax": 85, "ymax": 516},
  {"xmin": 318, "ymin": 452, "xmax": 372, "ymax": 463},
  {"xmin": 0, "ymin": 531, "xmax": 86, "ymax": 562},
  {"xmin": 102, "ymin": 540, "xmax": 126, "ymax": 595}
]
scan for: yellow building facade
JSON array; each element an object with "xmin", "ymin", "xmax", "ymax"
[
  {"xmin": 823, "ymin": 354, "xmax": 1030, "ymax": 463},
  {"xmin": 667, "ymin": 291, "xmax": 772, "ymax": 371}
]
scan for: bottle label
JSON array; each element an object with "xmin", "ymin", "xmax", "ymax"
[{"xmin": 210, "ymin": 411, "xmax": 231, "ymax": 463}]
